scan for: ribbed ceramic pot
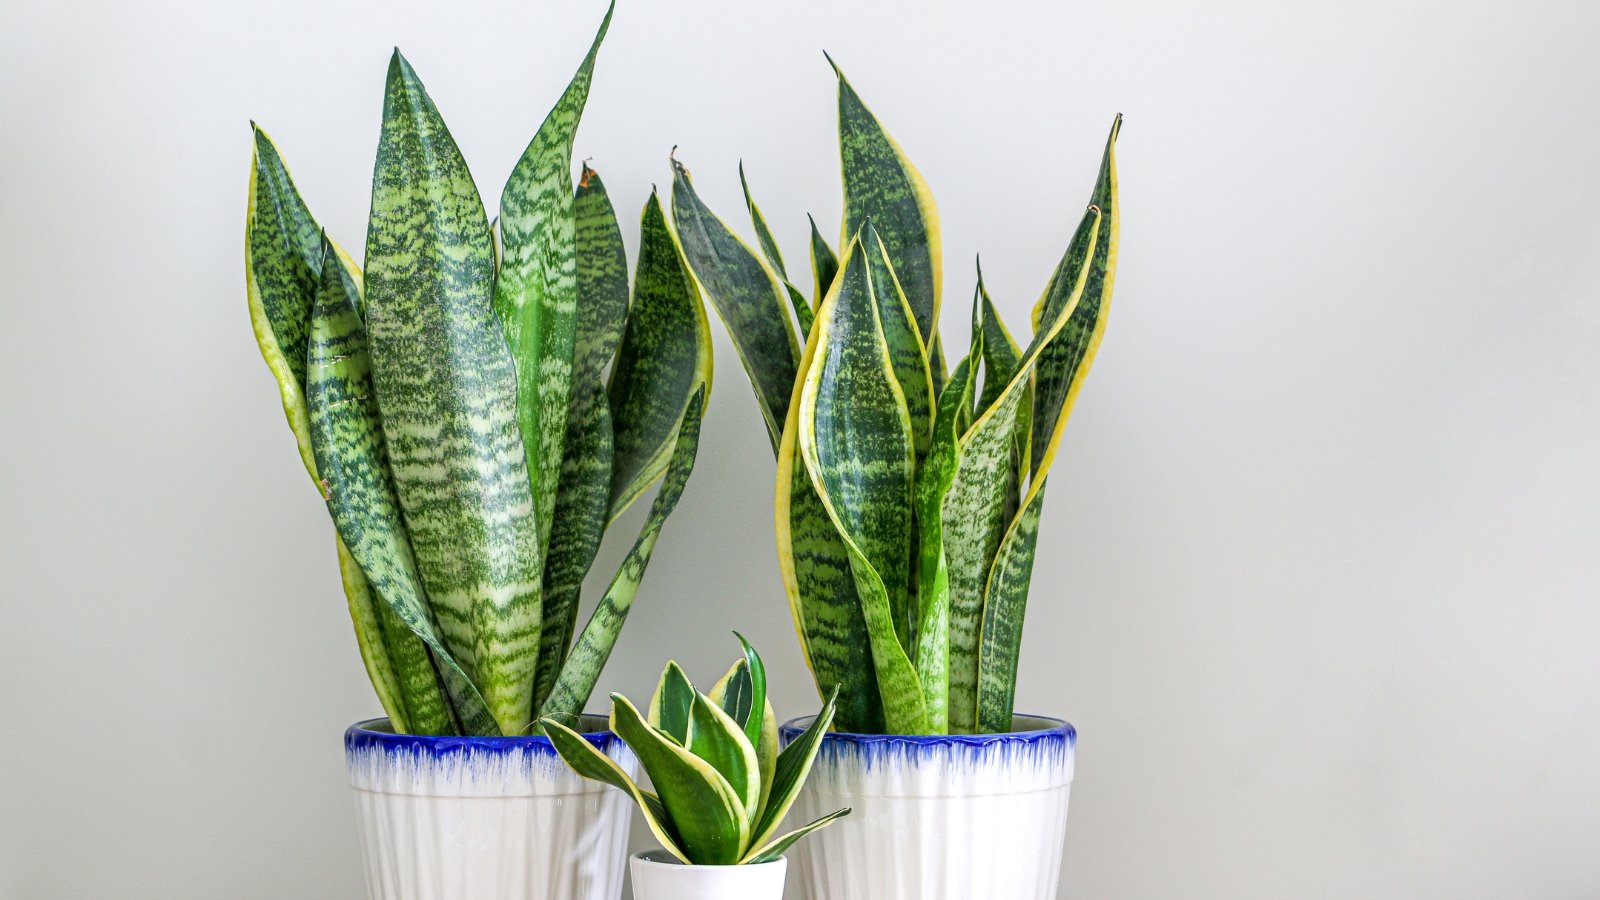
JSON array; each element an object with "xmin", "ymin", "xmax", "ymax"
[
  {"xmin": 344, "ymin": 716, "xmax": 638, "ymax": 900},
  {"xmin": 778, "ymin": 714, "xmax": 1075, "ymax": 900},
  {"xmin": 630, "ymin": 851, "xmax": 788, "ymax": 900}
]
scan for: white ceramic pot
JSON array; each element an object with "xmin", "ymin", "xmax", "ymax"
[
  {"xmin": 630, "ymin": 850, "xmax": 788, "ymax": 900},
  {"xmin": 779, "ymin": 714, "xmax": 1075, "ymax": 900},
  {"xmin": 344, "ymin": 716, "xmax": 638, "ymax": 900}
]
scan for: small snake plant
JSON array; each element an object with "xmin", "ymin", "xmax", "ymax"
[
  {"xmin": 245, "ymin": 3, "xmax": 713, "ymax": 737},
  {"xmin": 542, "ymin": 637, "xmax": 849, "ymax": 865},
  {"xmin": 668, "ymin": 57, "xmax": 1121, "ymax": 736}
]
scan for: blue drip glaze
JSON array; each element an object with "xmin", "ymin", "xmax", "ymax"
[{"xmin": 345, "ymin": 715, "xmax": 622, "ymax": 762}]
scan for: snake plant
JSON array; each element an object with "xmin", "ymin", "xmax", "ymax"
[
  {"xmin": 669, "ymin": 57, "xmax": 1120, "ymax": 735},
  {"xmin": 542, "ymin": 637, "xmax": 849, "ymax": 864},
  {"xmin": 245, "ymin": 3, "xmax": 714, "ymax": 737}
]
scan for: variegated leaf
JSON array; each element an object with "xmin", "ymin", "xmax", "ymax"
[
  {"xmin": 608, "ymin": 191, "xmax": 713, "ymax": 519},
  {"xmin": 540, "ymin": 389, "xmax": 707, "ymax": 720},
  {"xmin": 740, "ymin": 162, "xmax": 814, "ymax": 337},
  {"xmin": 670, "ymin": 156, "xmax": 799, "ymax": 450},
  {"xmin": 534, "ymin": 165, "xmax": 628, "ymax": 708},
  {"xmin": 541, "ymin": 717, "xmax": 684, "ymax": 861},
  {"xmin": 364, "ymin": 52, "xmax": 545, "ymax": 735},
  {"xmin": 979, "ymin": 116, "xmax": 1121, "ymax": 732},
  {"xmin": 687, "ymin": 691, "xmax": 762, "ymax": 820},
  {"xmin": 245, "ymin": 127, "xmax": 411, "ymax": 730},
  {"xmin": 306, "ymin": 242, "xmax": 499, "ymax": 735},
  {"xmin": 493, "ymin": 3, "xmax": 613, "ymax": 567},
  {"xmin": 944, "ymin": 207, "xmax": 1101, "ymax": 732},
  {"xmin": 807, "ymin": 214, "xmax": 840, "ymax": 309},
  {"xmin": 611, "ymin": 693, "xmax": 750, "ymax": 864},
  {"xmin": 798, "ymin": 240, "xmax": 927, "ymax": 734},
  {"xmin": 748, "ymin": 688, "xmax": 838, "ymax": 850},
  {"xmin": 861, "ymin": 222, "xmax": 934, "ymax": 464},
  {"xmin": 831, "ymin": 55, "xmax": 941, "ymax": 345}
]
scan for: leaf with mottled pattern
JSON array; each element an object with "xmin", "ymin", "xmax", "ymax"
[
  {"xmin": 534, "ymin": 164, "xmax": 628, "ymax": 708},
  {"xmin": 830, "ymin": 55, "xmax": 941, "ymax": 346},
  {"xmin": 305, "ymin": 240, "xmax": 496, "ymax": 735},
  {"xmin": 364, "ymin": 51, "xmax": 545, "ymax": 735},
  {"xmin": 978, "ymin": 117, "xmax": 1121, "ymax": 732},
  {"xmin": 740, "ymin": 162, "xmax": 814, "ymax": 337},
  {"xmin": 807, "ymin": 214, "xmax": 839, "ymax": 309},
  {"xmin": 608, "ymin": 191, "xmax": 713, "ymax": 519},
  {"xmin": 541, "ymin": 389, "xmax": 707, "ymax": 720},
  {"xmin": 944, "ymin": 206, "xmax": 1100, "ymax": 732},
  {"xmin": 797, "ymin": 241, "xmax": 927, "ymax": 734},
  {"xmin": 493, "ymin": 3, "xmax": 613, "ymax": 570},
  {"xmin": 670, "ymin": 156, "xmax": 798, "ymax": 451}
]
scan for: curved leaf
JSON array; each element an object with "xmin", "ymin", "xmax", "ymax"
[
  {"xmin": 979, "ymin": 117, "xmax": 1121, "ymax": 732},
  {"xmin": 670, "ymin": 156, "xmax": 799, "ymax": 449},
  {"xmin": 688, "ymin": 691, "xmax": 762, "ymax": 819},
  {"xmin": 750, "ymin": 688, "xmax": 837, "ymax": 851},
  {"xmin": 798, "ymin": 241, "xmax": 926, "ymax": 734},
  {"xmin": 245, "ymin": 127, "xmax": 412, "ymax": 729},
  {"xmin": 742, "ymin": 807, "xmax": 851, "ymax": 865},
  {"xmin": 608, "ymin": 191, "xmax": 713, "ymax": 519},
  {"xmin": 307, "ymin": 242, "xmax": 499, "ymax": 735},
  {"xmin": 364, "ymin": 51, "xmax": 544, "ymax": 735},
  {"xmin": 775, "ymin": 265, "xmax": 884, "ymax": 734},
  {"xmin": 540, "ymin": 390, "xmax": 707, "ymax": 719},
  {"xmin": 861, "ymin": 221, "xmax": 934, "ymax": 464},
  {"xmin": 647, "ymin": 660, "xmax": 695, "ymax": 745},
  {"xmin": 944, "ymin": 207, "xmax": 1100, "ymax": 732},
  {"xmin": 542, "ymin": 717, "xmax": 684, "ymax": 861},
  {"xmin": 708, "ymin": 657, "xmax": 779, "ymax": 816},
  {"xmin": 611, "ymin": 693, "xmax": 749, "ymax": 864}
]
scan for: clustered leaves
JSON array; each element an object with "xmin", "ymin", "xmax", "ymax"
[
  {"xmin": 543, "ymin": 637, "xmax": 849, "ymax": 865},
  {"xmin": 669, "ymin": 61, "xmax": 1121, "ymax": 735},
  {"xmin": 245, "ymin": 3, "xmax": 713, "ymax": 737}
]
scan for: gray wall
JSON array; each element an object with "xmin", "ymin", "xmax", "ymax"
[{"xmin": 3, "ymin": 0, "xmax": 1597, "ymax": 897}]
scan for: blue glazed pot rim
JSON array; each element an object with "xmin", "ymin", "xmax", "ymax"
[
  {"xmin": 778, "ymin": 713, "xmax": 1075, "ymax": 745},
  {"xmin": 345, "ymin": 714, "xmax": 617, "ymax": 752}
]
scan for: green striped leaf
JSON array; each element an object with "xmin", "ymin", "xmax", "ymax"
[
  {"xmin": 493, "ymin": 3, "xmax": 613, "ymax": 568},
  {"xmin": 743, "ymin": 808, "xmax": 852, "ymax": 865},
  {"xmin": 861, "ymin": 222, "xmax": 933, "ymax": 463},
  {"xmin": 670, "ymin": 156, "xmax": 799, "ymax": 450},
  {"xmin": 944, "ymin": 207, "xmax": 1101, "ymax": 732},
  {"xmin": 245, "ymin": 127, "xmax": 412, "ymax": 730},
  {"xmin": 979, "ymin": 117, "xmax": 1121, "ymax": 732},
  {"xmin": 540, "ymin": 389, "xmax": 707, "ymax": 720},
  {"xmin": 364, "ymin": 51, "xmax": 544, "ymax": 736},
  {"xmin": 774, "ymin": 257, "xmax": 884, "ymax": 734},
  {"xmin": 687, "ymin": 691, "xmax": 762, "ymax": 819},
  {"xmin": 798, "ymin": 241, "xmax": 926, "ymax": 734},
  {"xmin": 306, "ymin": 241, "xmax": 500, "ymax": 735},
  {"xmin": 910, "ymin": 352, "xmax": 977, "ymax": 734},
  {"xmin": 611, "ymin": 693, "xmax": 749, "ymax": 864},
  {"xmin": 831, "ymin": 55, "xmax": 942, "ymax": 345},
  {"xmin": 749, "ymin": 688, "xmax": 837, "ymax": 851},
  {"xmin": 647, "ymin": 660, "xmax": 695, "ymax": 744},
  {"xmin": 608, "ymin": 191, "xmax": 713, "ymax": 519},
  {"xmin": 541, "ymin": 717, "xmax": 683, "ymax": 861},
  {"xmin": 807, "ymin": 214, "xmax": 840, "ymax": 309},
  {"xmin": 1030, "ymin": 115, "xmax": 1121, "ymax": 476},
  {"xmin": 534, "ymin": 165, "xmax": 629, "ymax": 708},
  {"xmin": 740, "ymin": 162, "xmax": 814, "ymax": 337}
]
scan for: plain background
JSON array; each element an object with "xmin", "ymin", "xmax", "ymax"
[{"xmin": 3, "ymin": 0, "xmax": 1598, "ymax": 897}]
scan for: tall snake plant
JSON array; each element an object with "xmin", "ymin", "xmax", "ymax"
[
  {"xmin": 245, "ymin": 4, "xmax": 713, "ymax": 737},
  {"xmin": 670, "ymin": 58, "xmax": 1120, "ymax": 735}
]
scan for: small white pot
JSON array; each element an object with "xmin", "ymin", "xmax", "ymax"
[
  {"xmin": 779, "ymin": 714, "xmax": 1075, "ymax": 900},
  {"xmin": 630, "ymin": 850, "xmax": 788, "ymax": 900},
  {"xmin": 344, "ymin": 716, "xmax": 638, "ymax": 900}
]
